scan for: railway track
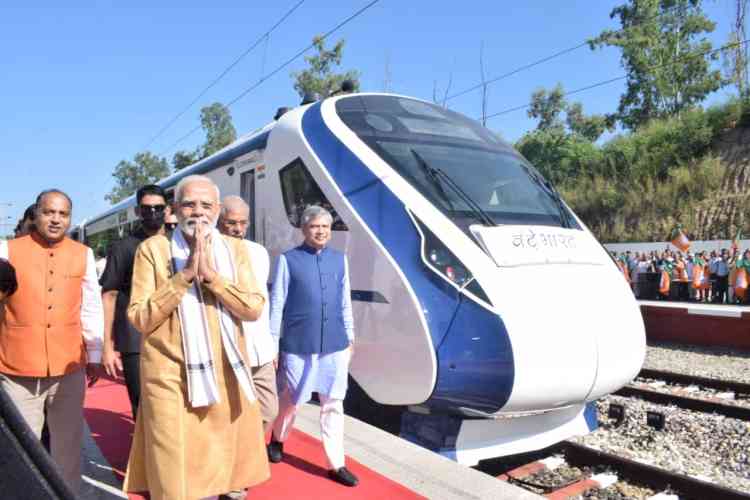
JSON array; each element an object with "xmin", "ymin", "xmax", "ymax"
[
  {"xmin": 639, "ymin": 368, "xmax": 750, "ymax": 396},
  {"xmin": 561, "ymin": 441, "xmax": 750, "ymax": 500},
  {"xmin": 614, "ymin": 385, "xmax": 750, "ymax": 420},
  {"xmin": 483, "ymin": 369, "xmax": 750, "ymax": 497},
  {"xmin": 487, "ymin": 441, "xmax": 750, "ymax": 499},
  {"xmin": 615, "ymin": 368, "xmax": 750, "ymax": 420}
]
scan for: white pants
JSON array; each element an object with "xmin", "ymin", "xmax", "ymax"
[{"xmin": 272, "ymin": 387, "xmax": 345, "ymax": 470}]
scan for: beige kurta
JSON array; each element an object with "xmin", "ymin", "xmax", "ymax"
[{"xmin": 123, "ymin": 234, "xmax": 270, "ymax": 500}]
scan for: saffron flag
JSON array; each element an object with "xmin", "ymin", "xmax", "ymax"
[
  {"xmin": 659, "ymin": 270, "xmax": 671, "ymax": 296},
  {"xmin": 692, "ymin": 265, "xmax": 705, "ymax": 290},
  {"xmin": 669, "ymin": 224, "xmax": 691, "ymax": 252},
  {"xmin": 736, "ymin": 268, "xmax": 748, "ymax": 300},
  {"xmin": 701, "ymin": 265, "xmax": 711, "ymax": 290}
]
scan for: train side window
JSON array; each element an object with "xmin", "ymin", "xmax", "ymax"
[
  {"xmin": 279, "ymin": 158, "xmax": 348, "ymax": 231},
  {"xmin": 240, "ymin": 170, "xmax": 256, "ymax": 241}
]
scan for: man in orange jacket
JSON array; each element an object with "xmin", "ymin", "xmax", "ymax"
[{"xmin": 0, "ymin": 189, "xmax": 104, "ymax": 493}]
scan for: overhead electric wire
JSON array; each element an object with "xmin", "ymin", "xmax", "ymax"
[
  {"xmin": 447, "ymin": 42, "xmax": 589, "ymax": 101},
  {"xmin": 142, "ymin": 0, "xmax": 306, "ymax": 151},
  {"xmin": 159, "ymin": 0, "xmax": 381, "ymax": 157},
  {"xmin": 482, "ymin": 37, "xmax": 750, "ymax": 122},
  {"xmin": 446, "ymin": 4, "xmax": 697, "ymax": 102}
]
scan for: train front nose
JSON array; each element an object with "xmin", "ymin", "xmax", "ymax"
[{"xmin": 489, "ymin": 263, "xmax": 645, "ymax": 413}]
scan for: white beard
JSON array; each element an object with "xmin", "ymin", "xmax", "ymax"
[{"xmin": 179, "ymin": 217, "xmax": 215, "ymax": 237}]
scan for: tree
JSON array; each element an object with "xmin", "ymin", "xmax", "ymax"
[
  {"xmin": 516, "ymin": 129, "xmax": 602, "ymax": 185},
  {"xmin": 528, "ymin": 84, "xmax": 567, "ymax": 131},
  {"xmin": 723, "ymin": 0, "xmax": 749, "ymax": 95},
  {"xmin": 566, "ymin": 102, "xmax": 612, "ymax": 142},
  {"xmin": 589, "ymin": 0, "xmax": 723, "ymax": 130},
  {"xmin": 292, "ymin": 36, "xmax": 360, "ymax": 99},
  {"xmin": 172, "ymin": 149, "xmax": 199, "ymax": 171},
  {"xmin": 527, "ymin": 84, "xmax": 611, "ymax": 142},
  {"xmin": 105, "ymin": 152, "xmax": 170, "ymax": 204},
  {"xmin": 200, "ymin": 102, "xmax": 236, "ymax": 159}
]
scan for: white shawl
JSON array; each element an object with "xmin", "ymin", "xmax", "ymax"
[{"xmin": 171, "ymin": 228, "xmax": 256, "ymax": 408}]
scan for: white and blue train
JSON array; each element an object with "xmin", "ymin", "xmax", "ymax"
[{"xmin": 76, "ymin": 93, "xmax": 645, "ymax": 465}]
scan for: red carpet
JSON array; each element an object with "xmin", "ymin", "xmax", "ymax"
[{"xmin": 84, "ymin": 378, "xmax": 423, "ymax": 499}]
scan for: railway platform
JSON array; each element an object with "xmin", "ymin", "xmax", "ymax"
[
  {"xmin": 638, "ymin": 300, "xmax": 750, "ymax": 351},
  {"xmin": 79, "ymin": 378, "xmax": 538, "ymax": 500}
]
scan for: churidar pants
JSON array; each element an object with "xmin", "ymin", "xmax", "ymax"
[{"xmin": 272, "ymin": 387, "xmax": 346, "ymax": 470}]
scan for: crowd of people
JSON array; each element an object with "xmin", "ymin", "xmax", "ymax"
[
  {"xmin": 612, "ymin": 247, "xmax": 750, "ymax": 305},
  {"xmin": 0, "ymin": 175, "xmax": 359, "ymax": 500}
]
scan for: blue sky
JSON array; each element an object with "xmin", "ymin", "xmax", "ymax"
[{"xmin": 0, "ymin": 0, "xmax": 741, "ymax": 231}]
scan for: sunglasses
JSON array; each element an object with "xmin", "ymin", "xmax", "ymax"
[
  {"xmin": 140, "ymin": 204, "xmax": 166, "ymax": 213},
  {"xmin": 165, "ymin": 223, "xmax": 178, "ymax": 230}
]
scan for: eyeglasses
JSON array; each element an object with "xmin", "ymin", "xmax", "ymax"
[
  {"xmin": 165, "ymin": 223, "xmax": 178, "ymax": 230},
  {"xmin": 140, "ymin": 204, "xmax": 166, "ymax": 213}
]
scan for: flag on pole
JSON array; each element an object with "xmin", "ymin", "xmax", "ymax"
[
  {"xmin": 735, "ymin": 268, "xmax": 748, "ymax": 300},
  {"xmin": 669, "ymin": 224, "xmax": 691, "ymax": 252},
  {"xmin": 659, "ymin": 269, "xmax": 671, "ymax": 296},
  {"xmin": 692, "ymin": 264, "xmax": 705, "ymax": 290}
]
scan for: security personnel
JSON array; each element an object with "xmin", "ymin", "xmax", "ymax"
[{"xmin": 100, "ymin": 184, "xmax": 168, "ymax": 418}]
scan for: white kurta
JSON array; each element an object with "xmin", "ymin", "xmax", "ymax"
[{"xmin": 280, "ymin": 349, "xmax": 351, "ymax": 405}]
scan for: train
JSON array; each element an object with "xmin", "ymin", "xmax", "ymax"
[{"xmin": 73, "ymin": 92, "xmax": 646, "ymax": 465}]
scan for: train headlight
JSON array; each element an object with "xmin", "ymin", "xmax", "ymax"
[
  {"xmin": 429, "ymin": 248, "xmax": 450, "ymax": 267},
  {"xmin": 425, "ymin": 236, "xmax": 470, "ymax": 286},
  {"xmin": 445, "ymin": 265, "xmax": 469, "ymax": 286},
  {"xmin": 412, "ymin": 215, "xmax": 481, "ymax": 290}
]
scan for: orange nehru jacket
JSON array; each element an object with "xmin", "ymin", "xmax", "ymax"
[{"xmin": 0, "ymin": 234, "xmax": 89, "ymax": 377}]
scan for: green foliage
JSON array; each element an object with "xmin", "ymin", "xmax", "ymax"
[
  {"xmin": 560, "ymin": 155, "xmax": 724, "ymax": 241},
  {"xmin": 292, "ymin": 36, "xmax": 360, "ymax": 99},
  {"xmin": 723, "ymin": 26, "xmax": 750, "ymax": 95},
  {"xmin": 517, "ymin": 84, "xmax": 612, "ymax": 185},
  {"xmin": 200, "ymin": 102, "xmax": 237, "ymax": 158},
  {"xmin": 172, "ymin": 149, "xmax": 200, "ymax": 171},
  {"xmin": 722, "ymin": 1, "xmax": 749, "ymax": 95},
  {"xmin": 526, "ymin": 83, "xmax": 611, "ymax": 142},
  {"xmin": 537, "ymin": 97, "xmax": 750, "ymax": 242},
  {"xmin": 516, "ymin": 129, "xmax": 602, "ymax": 185},
  {"xmin": 528, "ymin": 84, "xmax": 567, "ymax": 131},
  {"xmin": 589, "ymin": 0, "xmax": 724, "ymax": 129},
  {"xmin": 105, "ymin": 152, "xmax": 170, "ymax": 204},
  {"xmin": 566, "ymin": 102, "xmax": 612, "ymax": 142}
]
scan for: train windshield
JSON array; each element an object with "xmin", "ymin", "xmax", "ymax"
[{"xmin": 335, "ymin": 95, "xmax": 579, "ymax": 230}]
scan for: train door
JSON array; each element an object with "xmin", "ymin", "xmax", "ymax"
[{"xmin": 240, "ymin": 169, "xmax": 257, "ymax": 242}]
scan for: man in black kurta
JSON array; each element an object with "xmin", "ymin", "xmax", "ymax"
[{"xmin": 99, "ymin": 184, "xmax": 167, "ymax": 417}]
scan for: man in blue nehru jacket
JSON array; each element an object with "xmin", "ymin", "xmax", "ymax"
[{"xmin": 267, "ymin": 205, "xmax": 358, "ymax": 487}]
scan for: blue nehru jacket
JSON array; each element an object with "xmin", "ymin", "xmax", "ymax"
[{"xmin": 270, "ymin": 244, "xmax": 353, "ymax": 355}]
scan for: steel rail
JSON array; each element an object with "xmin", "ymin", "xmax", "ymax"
[
  {"xmin": 561, "ymin": 441, "xmax": 750, "ymax": 500},
  {"xmin": 639, "ymin": 368, "xmax": 750, "ymax": 396},
  {"xmin": 615, "ymin": 385, "xmax": 750, "ymax": 420}
]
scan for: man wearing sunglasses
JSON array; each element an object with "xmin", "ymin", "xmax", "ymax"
[{"xmin": 99, "ymin": 184, "xmax": 167, "ymax": 418}]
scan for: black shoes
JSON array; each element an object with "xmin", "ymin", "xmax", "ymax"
[
  {"xmin": 267, "ymin": 439, "xmax": 283, "ymax": 463},
  {"xmin": 268, "ymin": 439, "xmax": 357, "ymax": 487},
  {"xmin": 328, "ymin": 467, "xmax": 359, "ymax": 487}
]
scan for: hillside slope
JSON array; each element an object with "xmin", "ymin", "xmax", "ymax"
[{"xmin": 693, "ymin": 127, "xmax": 750, "ymax": 240}]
